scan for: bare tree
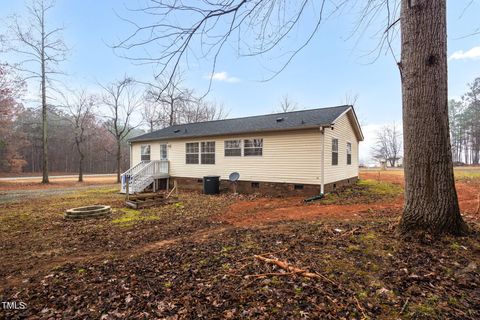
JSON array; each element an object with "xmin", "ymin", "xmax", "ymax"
[
  {"xmin": 115, "ymin": 0, "xmax": 468, "ymax": 236},
  {"xmin": 143, "ymin": 72, "xmax": 229, "ymax": 130},
  {"xmin": 61, "ymin": 90, "xmax": 95, "ymax": 182},
  {"xmin": 8, "ymin": 0, "xmax": 68, "ymax": 183},
  {"xmin": 371, "ymin": 123, "xmax": 402, "ymax": 167},
  {"xmin": 146, "ymin": 73, "xmax": 197, "ymax": 127},
  {"xmin": 141, "ymin": 98, "xmax": 160, "ymax": 132},
  {"xmin": 100, "ymin": 76, "xmax": 142, "ymax": 183},
  {"xmin": 276, "ymin": 95, "xmax": 298, "ymax": 113},
  {"xmin": 343, "ymin": 92, "xmax": 359, "ymax": 107},
  {"xmin": 181, "ymin": 100, "xmax": 229, "ymax": 124}
]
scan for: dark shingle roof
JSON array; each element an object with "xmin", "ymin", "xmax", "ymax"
[{"xmin": 129, "ymin": 105, "xmax": 352, "ymax": 142}]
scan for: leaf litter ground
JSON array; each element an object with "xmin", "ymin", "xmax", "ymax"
[{"xmin": 0, "ymin": 171, "xmax": 479, "ymax": 319}]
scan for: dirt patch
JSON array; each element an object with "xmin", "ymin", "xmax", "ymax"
[
  {"xmin": 360, "ymin": 171, "xmax": 404, "ymax": 185},
  {"xmin": 215, "ymin": 173, "xmax": 479, "ymax": 227},
  {"xmin": 215, "ymin": 198, "xmax": 403, "ymax": 227},
  {"xmin": 361, "ymin": 171, "xmax": 479, "ymax": 215}
]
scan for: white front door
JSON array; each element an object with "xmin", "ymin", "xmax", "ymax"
[{"xmin": 160, "ymin": 143, "xmax": 168, "ymax": 160}]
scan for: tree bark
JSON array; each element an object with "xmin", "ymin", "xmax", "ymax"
[
  {"xmin": 169, "ymin": 97, "xmax": 175, "ymax": 126},
  {"xmin": 398, "ymin": 0, "xmax": 467, "ymax": 235},
  {"xmin": 116, "ymin": 139, "xmax": 121, "ymax": 183},
  {"xmin": 76, "ymin": 140, "xmax": 84, "ymax": 182},
  {"xmin": 78, "ymin": 155, "xmax": 83, "ymax": 182}
]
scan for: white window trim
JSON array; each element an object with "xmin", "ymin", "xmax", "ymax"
[
  {"xmin": 224, "ymin": 139, "xmax": 242, "ymax": 157},
  {"xmin": 185, "ymin": 142, "xmax": 200, "ymax": 164},
  {"xmin": 160, "ymin": 143, "xmax": 168, "ymax": 161},
  {"xmin": 346, "ymin": 141, "xmax": 352, "ymax": 165},
  {"xmin": 141, "ymin": 144, "xmax": 151, "ymax": 161},
  {"xmin": 331, "ymin": 137, "xmax": 339, "ymax": 166},
  {"xmin": 243, "ymin": 137, "xmax": 263, "ymax": 157},
  {"xmin": 201, "ymin": 141, "xmax": 216, "ymax": 165}
]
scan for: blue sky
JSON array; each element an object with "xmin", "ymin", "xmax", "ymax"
[{"xmin": 1, "ymin": 0, "xmax": 479, "ymax": 162}]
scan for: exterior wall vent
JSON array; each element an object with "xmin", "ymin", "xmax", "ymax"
[{"xmin": 276, "ymin": 117, "xmax": 284, "ymax": 122}]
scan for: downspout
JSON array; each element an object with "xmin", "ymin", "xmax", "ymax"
[
  {"xmin": 305, "ymin": 126, "xmax": 327, "ymax": 203},
  {"xmin": 320, "ymin": 126, "xmax": 325, "ymax": 195}
]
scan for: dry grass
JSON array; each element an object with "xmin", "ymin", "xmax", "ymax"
[{"xmin": 361, "ymin": 166, "xmax": 480, "ymax": 180}]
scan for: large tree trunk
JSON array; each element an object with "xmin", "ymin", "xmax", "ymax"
[
  {"xmin": 116, "ymin": 140, "xmax": 121, "ymax": 183},
  {"xmin": 398, "ymin": 0, "xmax": 467, "ymax": 235}
]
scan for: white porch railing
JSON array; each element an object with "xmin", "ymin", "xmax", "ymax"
[{"xmin": 120, "ymin": 160, "xmax": 169, "ymax": 193}]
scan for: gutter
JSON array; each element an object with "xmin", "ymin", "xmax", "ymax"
[{"xmin": 320, "ymin": 126, "xmax": 325, "ymax": 195}]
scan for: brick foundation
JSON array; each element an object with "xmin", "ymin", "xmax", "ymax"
[
  {"xmin": 168, "ymin": 176, "xmax": 358, "ymax": 197},
  {"xmin": 323, "ymin": 176, "xmax": 358, "ymax": 193}
]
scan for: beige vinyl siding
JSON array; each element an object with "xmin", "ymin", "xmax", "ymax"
[
  {"xmin": 132, "ymin": 143, "xmax": 162, "ymax": 165},
  {"xmin": 323, "ymin": 113, "xmax": 359, "ymax": 184},
  {"xmin": 132, "ymin": 129, "xmax": 322, "ymax": 185},
  {"xmin": 130, "ymin": 112, "xmax": 360, "ymax": 186}
]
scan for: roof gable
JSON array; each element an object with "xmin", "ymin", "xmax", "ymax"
[{"xmin": 331, "ymin": 107, "xmax": 364, "ymax": 141}]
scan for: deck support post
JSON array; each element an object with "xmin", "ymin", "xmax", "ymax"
[{"xmin": 125, "ymin": 178, "xmax": 130, "ymax": 201}]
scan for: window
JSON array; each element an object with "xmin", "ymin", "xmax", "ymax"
[
  {"xmin": 224, "ymin": 140, "xmax": 241, "ymax": 156},
  {"xmin": 160, "ymin": 144, "xmax": 168, "ymax": 160},
  {"xmin": 141, "ymin": 145, "xmax": 151, "ymax": 161},
  {"xmin": 201, "ymin": 141, "xmax": 215, "ymax": 164},
  {"xmin": 294, "ymin": 184, "xmax": 304, "ymax": 190},
  {"xmin": 244, "ymin": 138, "xmax": 263, "ymax": 156},
  {"xmin": 186, "ymin": 142, "xmax": 199, "ymax": 164},
  {"xmin": 332, "ymin": 138, "xmax": 338, "ymax": 165},
  {"xmin": 346, "ymin": 142, "xmax": 352, "ymax": 165}
]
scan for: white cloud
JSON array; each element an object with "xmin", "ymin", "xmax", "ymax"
[
  {"xmin": 449, "ymin": 46, "xmax": 480, "ymax": 61},
  {"xmin": 207, "ymin": 71, "xmax": 240, "ymax": 83}
]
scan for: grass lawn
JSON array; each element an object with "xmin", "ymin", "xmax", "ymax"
[{"xmin": 0, "ymin": 171, "xmax": 479, "ymax": 319}]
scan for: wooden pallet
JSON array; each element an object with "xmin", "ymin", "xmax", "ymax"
[{"xmin": 125, "ymin": 193, "xmax": 177, "ymax": 209}]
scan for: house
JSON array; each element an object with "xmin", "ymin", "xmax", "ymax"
[{"xmin": 123, "ymin": 105, "xmax": 364, "ymax": 196}]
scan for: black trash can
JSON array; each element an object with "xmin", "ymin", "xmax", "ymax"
[{"xmin": 203, "ymin": 175, "xmax": 220, "ymax": 195}]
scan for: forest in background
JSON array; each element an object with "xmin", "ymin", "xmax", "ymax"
[
  {"xmin": 0, "ymin": 65, "xmax": 135, "ymax": 174},
  {"xmin": 449, "ymin": 77, "xmax": 480, "ymax": 165},
  {"xmin": 0, "ymin": 64, "xmax": 226, "ymax": 175}
]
